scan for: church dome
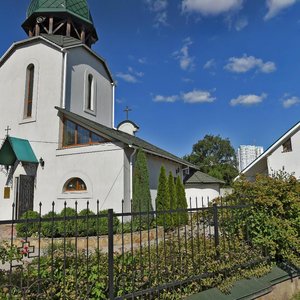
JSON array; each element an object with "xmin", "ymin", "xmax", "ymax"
[
  {"xmin": 27, "ymin": 0, "xmax": 93, "ymax": 25},
  {"xmin": 22, "ymin": 0, "xmax": 98, "ymax": 47}
]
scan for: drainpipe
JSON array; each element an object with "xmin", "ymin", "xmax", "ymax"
[
  {"xmin": 61, "ymin": 49, "xmax": 68, "ymax": 109},
  {"xmin": 112, "ymin": 83, "xmax": 115, "ymax": 128},
  {"xmin": 129, "ymin": 147, "xmax": 137, "ymax": 200}
]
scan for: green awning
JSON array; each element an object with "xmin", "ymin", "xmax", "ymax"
[{"xmin": 0, "ymin": 137, "xmax": 38, "ymax": 166}]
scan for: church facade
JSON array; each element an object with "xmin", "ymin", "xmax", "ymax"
[{"xmin": 0, "ymin": 0, "xmax": 197, "ymax": 220}]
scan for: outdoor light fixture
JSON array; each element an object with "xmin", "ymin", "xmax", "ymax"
[{"xmin": 39, "ymin": 158, "xmax": 45, "ymax": 169}]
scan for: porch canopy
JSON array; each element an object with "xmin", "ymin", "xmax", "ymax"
[{"xmin": 0, "ymin": 136, "xmax": 38, "ymax": 166}]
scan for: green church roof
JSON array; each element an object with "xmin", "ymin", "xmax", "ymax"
[{"xmin": 27, "ymin": 0, "xmax": 93, "ymax": 25}]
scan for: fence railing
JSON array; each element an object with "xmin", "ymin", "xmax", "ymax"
[{"xmin": 0, "ymin": 199, "xmax": 267, "ymax": 299}]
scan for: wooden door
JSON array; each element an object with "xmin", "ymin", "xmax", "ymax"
[{"xmin": 16, "ymin": 175, "xmax": 35, "ymax": 219}]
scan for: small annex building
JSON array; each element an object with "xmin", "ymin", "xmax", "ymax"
[
  {"xmin": 238, "ymin": 121, "xmax": 300, "ymax": 181},
  {"xmin": 184, "ymin": 171, "xmax": 224, "ymax": 208},
  {"xmin": 0, "ymin": 0, "xmax": 203, "ymax": 220}
]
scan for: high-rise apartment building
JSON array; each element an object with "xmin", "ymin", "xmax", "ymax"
[{"xmin": 237, "ymin": 145, "xmax": 264, "ymax": 172}]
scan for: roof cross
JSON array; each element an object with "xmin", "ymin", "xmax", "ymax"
[
  {"xmin": 124, "ymin": 106, "xmax": 132, "ymax": 120},
  {"xmin": 5, "ymin": 126, "xmax": 11, "ymax": 136}
]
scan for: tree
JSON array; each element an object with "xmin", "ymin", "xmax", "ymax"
[
  {"xmin": 184, "ymin": 134, "xmax": 238, "ymax": 185},
  {"xmin": 176, "ymin": 176, "xmax": 188, "ymax": 226},
  {"xmin": 156, "ymin": 166, "xmax": 171, "ymax": 227},
  {"xmin": 132, "ymin": 149, "xmax": 153, "ymax": 224},
  {"xmin": 168, "ymin": 172, "xmax": 177, "ymax": 226}
]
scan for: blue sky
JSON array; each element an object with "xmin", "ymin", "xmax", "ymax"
[{"xmin": 1, "ymin": 0, "xmax": 300, "ymax": 157}]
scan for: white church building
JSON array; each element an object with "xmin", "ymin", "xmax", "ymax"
[{"xmin": 0, "ymin": 0, "xmax": 224, "ymax": 220}]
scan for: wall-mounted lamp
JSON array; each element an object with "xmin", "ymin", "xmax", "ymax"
[{"xmin": 39, "ymin": 158, "xmax": 45, "ymax": 169}]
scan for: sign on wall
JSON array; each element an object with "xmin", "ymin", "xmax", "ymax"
[{"xmin": 4, "ymin": 186, "xmax": 10, "ymax": 199}]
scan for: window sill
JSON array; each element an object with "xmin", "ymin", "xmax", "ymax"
[
  {"xmin": 57, "ymin": 192, "xmax": 92, "ymax": 200},
  {"xmin": 19, "ymin": 118, "xmax": 36, "ymax": 125},
  {"xmin": 84, "ymin": 109, "xmax": 96, "ymax": 116}
]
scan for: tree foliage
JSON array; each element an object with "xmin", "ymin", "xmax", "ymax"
[
  {"xmin": 132, "ymin": 149, "xmax": 153, "ymax": 217},
  {"xmin": 156, "ymin": 166, "xmax": 171, "ymax": 227},
  {"xmin": 184, "ymin": 134, "xmax": 238, "ymax": 185},
  {"xmin": 168, "ymin": 172, "xmax": 177, "ymax": 226},
  {"xmin": 222, "ymin": 172, "xmax": 300, "ymax": 267},
  {"xmin": 176, "ymin": 176, "xmax": 188, "ymax": 225}
]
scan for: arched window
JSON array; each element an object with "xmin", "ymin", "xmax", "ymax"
[
  {"xmin": 64, "ymin": 178, "xmax": 87, "ymax": 192},
  {"xmin": 86, "ymin": 74, "xmax": 94, "ymax": 111},
  {"xmin": 24, "ymin": 64, "xmax": 35, "ymax": 118}
]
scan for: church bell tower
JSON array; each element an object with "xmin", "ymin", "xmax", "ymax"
[{"xmin": 22, "ymin": 0, "xmax": 98, "ymax": 47}]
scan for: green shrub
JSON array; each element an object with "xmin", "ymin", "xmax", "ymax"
[
  {"xmin": 41, "ymin": 211, "xmax": 59, "ymax": 237},
  {"xmin": 222, "ymin": 173, "xmax": 300, "ymax": 267},
  {"xmin": 78, "ymin": 209, "xmax": 96, "ymax": 236},
  {"xmin": 16, "ymin": 211, "xmax": 40, "ymax": 237},
  {"xmin": 57, "ymin": 207, "xmax": 77, "ymax": 237},
  {"xmin": 96, "ymin": 210, "xmax": 120, "ymax": 235}
]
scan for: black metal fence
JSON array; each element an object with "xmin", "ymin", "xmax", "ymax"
[{"xmin": 0, "ymin": 199, "xmax": 267, "ymax": 299}]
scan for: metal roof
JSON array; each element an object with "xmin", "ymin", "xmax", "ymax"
[
  {"xmin": 184, "ymin": 171, "xmax": 224, "ymax": 185},
  {"xmin": 56, "ymin": 107, "xmax": 198, "ymax": 169},
  {"xmin": 0, "ymin": 137, "xmax": 38, "ymax": 166},
  {"xmin": 27, "ymin": 0, "xmax": 93, "ymax": 25},
  {"xmin": 40, "ymin": 33, "xmax": 83, "ymax": 47}
]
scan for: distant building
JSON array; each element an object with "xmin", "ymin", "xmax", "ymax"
[
  {"xmin": 237, "ymin": 122, "xmax": 300, "ymax": 181},
  {"xmin": 237, "ymin": 145, "xmax": 264, "ymax": 172}
]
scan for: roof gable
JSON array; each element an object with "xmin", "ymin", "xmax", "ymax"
[
  {"xmin": 0, "ymin": 35, "xmax": 114, "ymax": 83},
  {"xmin": 185, "ymin": 171, "xmax": 224, "ymax": 185}
]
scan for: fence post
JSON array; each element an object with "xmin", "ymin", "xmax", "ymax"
[
  {"xmin": 108, "ymin": 209, "xmax": 114, "ymax": 299},
  {"xmin": 213, "ymin": 204, "xmax": 220, "ymax": 257}
]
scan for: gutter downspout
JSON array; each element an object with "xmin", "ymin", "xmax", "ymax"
[
  {"xmin": 61, "ymin": 49, "xmax": 68, "ymax": 109},
  {"xmin": 129, "ymin": 147, "xmax": 137, "ymax": 200},
  {"xmin": 112, "ymin": 83, "xmax": 115, "ymax": 128}
]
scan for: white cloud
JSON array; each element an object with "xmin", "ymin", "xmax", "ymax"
[
  {"xmin": 230, "ymin": 93, "xmax": 267, "ymax": 106},
  {"xmin": 203, "ymin": 59, "xmax": 216, "ymax": 70},
  {"xmin": 182, "ymin": 89, "xmax": 216, "ymax": 103},
  {"xmin": 174, "ymin": 37, "xmax": 195, "ymax": 71},
  {"xmin": 116, "ymin": 73, "xmax": 138, "ymax": 83},
  {"xmin": 145, "ymin": 0, "xmax": 169, "ymax": 27},
  {"xmin": 225, "ymin": 54, "xmax": 276, "ymax": 73},
  {"xmin": 182, "ymin": 0, "xmax": 243, "ymax": 16},
  {"xmin": 283, "ymin": 96, "xmax": 300, "ymax": 108},
  {"xmin": 264, "ymin": 0, "xmax": 296, "ymax": 20},
  {"xmin": 235, "ymin": 17, "xmax": 248, "ymax": 31},
  {"xmin": 153, "ymin": 95, "xmax": 179, "ymax": 103},
  {"xmin": 116, "ymin": 67, "xmax": 144, "ymax": 83},
  {"xmin": 153, "ymin": 89, "xmax": 216, "ymax": 104},
  {"xmin": 138, "ymin": 57, "xmax": 147, "ymax": 64},
  {"xmin": 128, "ymin": 67, "xmax": 144, "ymax": 78}
]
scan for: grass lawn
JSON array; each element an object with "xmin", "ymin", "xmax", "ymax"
[{"xmin": 290, "ymin": 292, "xmax": 300, "ymax": 300}]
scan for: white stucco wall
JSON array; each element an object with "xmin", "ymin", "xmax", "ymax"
[
  {"xmin": 185, "ymin": 184, "xmax": 220, "ymax": 208},
  {"xmin": 147, "ymin": 154, "xmax": 183, "ymax": 209},
  {"xmin": 267, "ymin": 131, "xmax": 300, "ymax": 179},
  {"xmin": 65, "ymin": 47, "xmax": 114, "ymax": 128},
  {"xmin": 0, "ymin": 41, "xmax": 64, "ymax": 219},
  {"xmin": 0, "ymin": 41, "xmax": 121, "ymax": 220}
]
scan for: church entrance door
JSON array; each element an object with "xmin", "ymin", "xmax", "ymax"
[{"xmin": 16, "ymin": 175, "xmax": 35, "ymax": 219}]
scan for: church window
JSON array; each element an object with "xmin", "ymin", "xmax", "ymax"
[
  {"xmin": 86, "ymin": 74, "xmax": 94, "ymax": 111},
  {"xmin": 62, "ymin": 118, "xmax": 108, "ymax": 147},
  {"xmin": 24, "ymin": 64, "xmax": 35, "ymax": 118},
  {"xmin": 282, "ymin": 138, "xmax": 292, "ymax": 153},
  {"xmin": 64, "ymin": 178, "xmax": 87, "ymax": 192}
]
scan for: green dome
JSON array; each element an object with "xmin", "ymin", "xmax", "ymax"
[{"xmin": 27, "ymin": 0, "xmax": 93, "ymax": 25}]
